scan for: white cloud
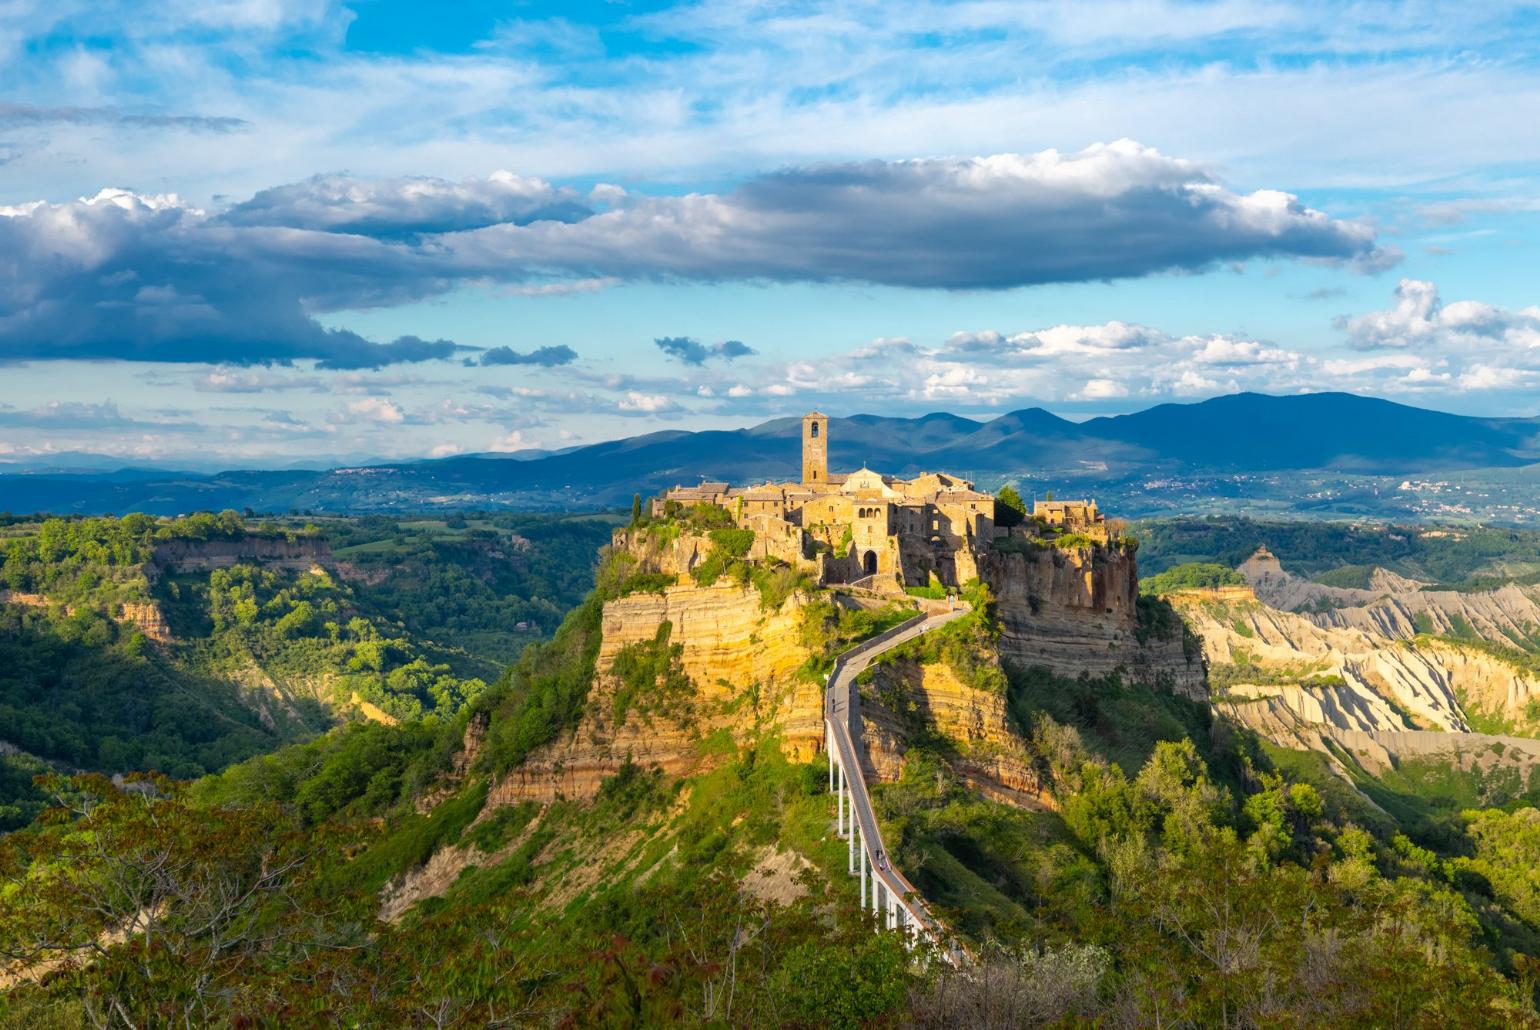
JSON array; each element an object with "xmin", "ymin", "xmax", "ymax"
[
  {"xmin": 617, "ymin": 391, "xmax": 678, "ymax": 414},
  {"xmin": 344, "ymin": 397, "xmax": 405, "ymax": 424},
  {"xmin": 1076, "ymin": 378, "xmax": 1129, "ymax": 400},
  {"xmin": 456, "ymin": 141, "xmax": 1382, "ymax": 290},
  {"xmin": 489, "ymin": 429, "xmax": 533, "ymax": 451},
  {"xmin": 1343, "ymin": 278, "xmax": 1540, "ymax": 352}
]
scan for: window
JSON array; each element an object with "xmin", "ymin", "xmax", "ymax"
[{"xmin": 811, "ymin": 422, "xmax": 820, "ymax": 438}]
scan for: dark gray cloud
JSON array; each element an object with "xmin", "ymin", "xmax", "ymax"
[
  {"xmin": 654, "ymin": 336, "xmax": 757, "ymax": 364},
  {"xmin": 318, "ymin": 335, "xmax": 460, "ymax": 370},
  {"xmin": 0, "ymin": 190, "xmax": 465, "ymax": 368},
  {"xmin": 465, "ymin": 141, "xmax": 1385, "ymax": 289},
  {"xmin": 476, "ymin": 344, "xmax": 578, "ymax": 367},
  {"xmin": 222, "ymin": 172, "xmax": 591, "ymax": 238},
  {"xmin": 0, "ymin": 102, "xmax": 246, "ymax": 132},
  {"xmin": 0, "ymin": 143, "xmax": 1385, "ymax": 368}
]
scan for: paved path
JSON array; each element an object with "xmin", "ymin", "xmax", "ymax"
[{"xmin": 824, "ymin": 601, "xmax": 969, "ymax": 954}]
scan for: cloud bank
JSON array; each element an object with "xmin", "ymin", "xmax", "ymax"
[
  {"xmin": 463, "ymin": 141, "xmax": 1382, "ymax": 289},
  {"xmin": 0, "ymin": 143, "xmax": 1384, "ymax": 367}
]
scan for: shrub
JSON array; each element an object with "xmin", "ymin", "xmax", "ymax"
[
  {"xmin": 610, "ymin": 621, "xmax": 694, "ymax": 727},
  {"xmin": 905, "ymin": 571, "xmax": 947, "ymax": 600},
  {"xmin": 692, "ymin": 528, "xmax": 756, "ymax": 586},
  {"xmin": 751, "ymin": 562, "xmax": 815, "ymax": 610},
  {"xmin": 479, "ymin": 595, "xmax": 605, "ymax": 773}
]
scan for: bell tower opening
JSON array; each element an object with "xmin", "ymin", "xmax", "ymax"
[{"xmin": 801, "ymin": 411, "xmax": 828, "ymax": 486}]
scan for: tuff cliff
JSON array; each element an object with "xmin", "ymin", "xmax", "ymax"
[
  {"xmin": 489, "ymin": 581, "xmax": 825, "ymax": 806},
  {"xmin": 148, "ymin": 536, "xmax": 335, "ymax": 578},
  {"xmin": 485, "ymin": 525, "xmax": 1190, "ymax": 809},
  {"xmin": 859, "ymin": 659, "xmax": 1050, "ymax": 808},
  {"xmin": 984, "ymin": 545, "xmax": 1205, "ymax": 698}
]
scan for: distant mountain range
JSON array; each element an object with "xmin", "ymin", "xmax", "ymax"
[{"xmin": 3, "ymin": 392, "xmax": 1538, "ymax": 516}]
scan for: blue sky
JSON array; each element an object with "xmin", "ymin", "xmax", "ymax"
[{"xmin": 2, "ymin": 0, "xmax": 1539, "ymax": 466}]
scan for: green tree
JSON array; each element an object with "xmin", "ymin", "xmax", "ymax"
[{"xmin": 995, "ymin": 484, "xmax": 1027, "ymax": 527}]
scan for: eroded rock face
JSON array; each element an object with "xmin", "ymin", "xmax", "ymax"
[
  {"xmin": 147, "ymin": 536, "xmax": 335, "ymax": 579},
  {"xmin": 984, "ymin": 547, "xmax": 1204, "ymax": 698},
  {"xmin": 1197, "ymin": 552, "xmax": 1540, "ymax": 741},
  {"xmin": 484, "ymin": 537, "xmax": 1196, "ymax": 810},
  {"xmin": 1238, "ymin": 545, "xmax": 1540, "ymax": 646},
  {"xmin": 859, "ymin": 661, "xmax": 1050, "ymax": 808},
  {"xmin": 118, "ymin": 601, "xmax": 172, "ymax": 643},
  {"xmin": 1181, "ymin": 595, "xmax": 1480, "ymax": 734},
  {"xmin": 488, "ymin": 583, "xmax": 824, "ymax": 808}
]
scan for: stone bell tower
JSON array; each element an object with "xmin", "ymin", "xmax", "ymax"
[{"xmin": 802, "ymin": 411, "xmax": 828, "ymax": 485}]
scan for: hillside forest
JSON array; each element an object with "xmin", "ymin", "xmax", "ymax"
[
  {"xmin": 5, "ymin": 513, "xmax": 1540, "ymax": 1025},
  {"xmin": 0, "ymin": 511, "xmax": 620, "ymax": 829}
]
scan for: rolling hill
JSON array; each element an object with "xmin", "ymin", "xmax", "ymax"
[{"xmin": 2, "ymin": 392, "xmax": 1537, "ymax": 515}]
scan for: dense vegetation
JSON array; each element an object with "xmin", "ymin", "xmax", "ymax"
[
  {"xmin": 868, "ymin": 665, "xmax": 1540, "ymax": 1025},
  {"xmin": 1137, "ymin": 560, "xmax": 1247, "ymax": 595},
  {"xmin": 9, "ymin": 509, "xmax": 1540, "ymax": 1024},
  {"xmin": 0, "ymin": 511, "xmax": 616, "ymax": 828}
]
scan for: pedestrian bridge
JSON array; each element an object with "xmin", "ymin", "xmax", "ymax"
[{"xmin": 824, "ymin": 600, "xmax": 967, "ymax": 959}]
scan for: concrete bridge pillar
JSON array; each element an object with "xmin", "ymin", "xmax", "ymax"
[
  {"xmin": 859, "ymin": 836, "xmax": 867, "ymax": 904},
  {"xmin": 836, "ymin": 762, "xmax": 845, "ymax": 837},
  {"xmin": 848, "ymin": 811, "xmax": 856, "ymax": 874}
]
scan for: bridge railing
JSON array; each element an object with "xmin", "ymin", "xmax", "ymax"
[{"xmin": 823, "ymin": 608, "xmax": 965, "ymax": 962}]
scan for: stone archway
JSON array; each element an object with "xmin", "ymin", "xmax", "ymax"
[{"xmin": 862, "ymin": 550, "xmax": 878, "ymax": 576}]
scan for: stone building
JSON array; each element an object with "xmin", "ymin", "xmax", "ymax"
[
  {"xmin": 655, "ymin": 413, "xmax": 999, "ymax": 592},
  {"xmin": 1033, "ymin": 498, "xmax": 1108, "ymax": 540}
]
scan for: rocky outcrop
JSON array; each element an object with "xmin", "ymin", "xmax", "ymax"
[
  {"xmin": 1237, "ymin": 546, "xmax": 1540, "ymax": 647},
  {"xmin": 608, "ymin": 527, "xmax": 715, "ymax": 579},
  {"xmin": 1194, "ymin": 557, "xmax": 1540, "ymax": 789},
  {"xmin": 1206, "ymin": 552, "xmax": 1540, "ymax": 738},
  {"xmin": 1220, "ymin": 683, "xmax": 1407, "ymax": 738},
  {"xmin": 148, "ymin": 536, "xmax": 335, "ymax": 578},
  {"xmin": 1180, "ymin": 595, "xmax": 1477, "ymax": 733},
  {"xmin": 1218, "ymin": 691, "xmax": 1540, "ymax": 782},
  {"xmin": 484, "ymin": 533, "xmax": 1193, "ymax": 811},
  {"xmin": 1238, "ymin": 546, "xmax": 1424, "ymax": 611},
  {"xmin": 985, "ymin": 546, "xmax": 1204, "ymax": 698},
  {"xmin": 1313, "ymin": 584, "xmax": 1540, "ymax": 646},
  {"xmin": 859, "ymin": 661, "xmax": 1051, "ymax": 808},
  {"xmin": 118, "ymin": 601, "xmax": 172, "ymax": 643},
  {"xmin": 488, "ymin": 583, "xmax": 823, "ymax": 808}
]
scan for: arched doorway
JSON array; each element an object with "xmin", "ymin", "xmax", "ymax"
[{"xmin": 862, "ymin": 550, "xmax": 878, "ymax": 576}]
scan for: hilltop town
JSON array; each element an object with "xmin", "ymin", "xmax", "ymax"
[{"xmin": 656, "ymin": 411, "xmax": 1112, "ymax": 593}]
